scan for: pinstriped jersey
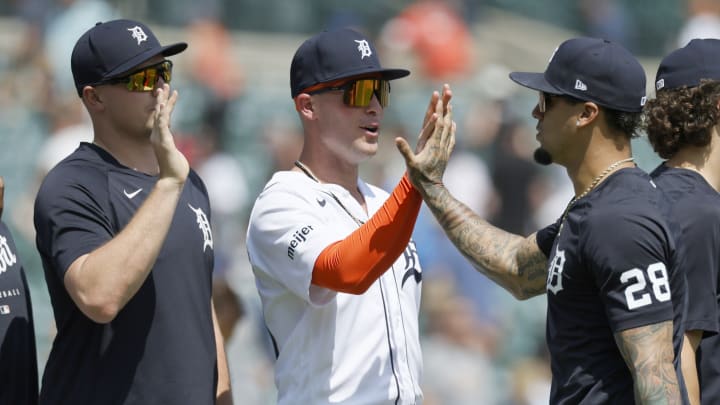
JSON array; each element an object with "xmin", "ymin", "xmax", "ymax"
[{"xmin": 247, "ymin": 171, "xmax": 423, "ymax": 405}]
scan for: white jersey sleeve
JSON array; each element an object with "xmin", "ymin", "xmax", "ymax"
[{"xmin": 247, "ymin": 172, "xmax": 355, "ymax": 305}]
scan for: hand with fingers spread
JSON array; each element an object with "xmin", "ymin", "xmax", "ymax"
[
  {"xmin": 413, "ymin": 83, "xmax": 453, "ymax": 154},
  {"xmin": 396, "ymin": 84, "xmax": 456, "ymax": 197},
  {"xmin": 151, "ymin": 83, "xmax": 189, "ymax": 185}
]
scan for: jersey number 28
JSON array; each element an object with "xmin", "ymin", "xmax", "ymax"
[{"xmin": 619, "ymin": 263, "xmax": 671, "ymax": 310}]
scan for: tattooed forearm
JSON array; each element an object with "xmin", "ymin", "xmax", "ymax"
[
  {"xmin": 614, "ymin": 321, "xmax": 681, "ymax": 405},
  {"xmin": 420, "ymin": 183, "xmax": 548, "ymax": 299}
]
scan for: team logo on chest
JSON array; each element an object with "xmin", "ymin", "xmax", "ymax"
[
  {"xmin": 0, "ymin": 235, "xmax": 17, "ymax": 274},
  {"xmin": 401, "ymin": 241, "xmax": 422, "ymax": 287},
  {"xmin": 546, "ymin": 245, "xmax": 566, "ymax": 295},
  {"xmin": 188, "ymin": 204, "xmax": 213, "ymax": 252}
]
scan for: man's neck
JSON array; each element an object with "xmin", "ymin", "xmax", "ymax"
[
  {"xmin": 294, "ymin": 157, "xmax": 366, "ymax": 210},
  {"xmin": 666, "ymin": 132, "xmax": 720, "ymax": 191},
  {"xmin": 93, "ymin": 132, "xmax": 159, "ymax": 175}
]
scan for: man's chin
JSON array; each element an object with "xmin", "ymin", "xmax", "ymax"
[{"xmin": 533, "ymin": 148, "xmax": 553, "ymax": 166}]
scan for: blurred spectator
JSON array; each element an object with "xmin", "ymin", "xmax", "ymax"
[
  {"xmin": 677, "ymin": 0, "xmax": 720, "ymax": 46},
  {"xmin": 43, "ymin": 0, "xmax": 117, "ymax": 97},
  {"xmin": 421, "ymin": 276, "xmax": 500, "ymax": 405},
  {"xmin": 186, "ymin": 18, "xmax": 244, "ymax": 104},
  {"xmin": 380, "ymin": 0, "xmax": 476, "ymax": 81},
  {"xmin": 490, "ymin": 120, "xmax": 543, "ymax": 235},
  {"xmin": 11, "ymin": 95, "xmax": 92, "ymax": 243},
  {"xmin": 36, "ymin": 97, "xmax": 92, "ymax": 175},
  {"xmin": 578, "ymin": 0, "xmax": 635, "ymax": 49}
]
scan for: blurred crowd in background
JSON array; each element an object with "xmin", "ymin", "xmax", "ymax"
[{"xmin": 1, "ymin": 0, "xmax": 719, "ymax": 403}]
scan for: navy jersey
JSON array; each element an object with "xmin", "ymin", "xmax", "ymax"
[
  {"xmin": 34, "ymin": 143, "xmax": 217, "ymax": 405},
  {"xmin": 651, "ymin": 164, "xmax": 720, "ymax": 403},
  {"xmin": 539, "ymin": 168, "xmax": 687, "ymax": 404},
  {"xmin": 0, "ymin": 221, "xmax": 38, "ymax": 405}
]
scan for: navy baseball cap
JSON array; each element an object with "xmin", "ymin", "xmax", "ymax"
[
  {"xmin": 71, "ymin": 19, "xmax": 187, "ymax": 96},
  {"xmin": 509, "ymin": 37, "xmax": 647, "ymax": 112},
  {"xmin": 655, "ymin": 39, "xmax": 720, "ymax": 91},
  {"xmin": 290, "ymin": 28, "xmax": 410, "ymax": 98}
]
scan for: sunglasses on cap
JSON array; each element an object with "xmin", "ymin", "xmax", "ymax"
[
  {"xmin": 307, "ymin": 78, "xmax": 391, "ymax": 108},
  {"xmin": 101, "ymin": 60, "xmax": 173, "ymax": 92}
]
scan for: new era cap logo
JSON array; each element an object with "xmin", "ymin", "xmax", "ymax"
[
  {"xmin": 656, "ymin": 78, "xmax": 665, "ymax": 90},
  {"xmin": 355, "ymin": 39, "xmax": 372, "ymax": 59},
  {"xmin": 127, "ymin": 26, "xmax": 148, "ymax": 45},
  {"xmin": 640, "ymin": 96, "xmax": 647, "ymax": 106},
  {"xmin": 574, "ymin": 79, "xmax": 587, "ymax": 91}
]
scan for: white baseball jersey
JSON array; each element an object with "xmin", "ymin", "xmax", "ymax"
[{"xmin": 247, "ymin": 171, "xmax": 423, "ymax": 405}]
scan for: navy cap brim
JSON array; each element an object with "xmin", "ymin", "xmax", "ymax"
[
  {"xmin": 105, "ymin": 42, "xmax": 187, "ymax": 79},
  {"xmin": 509, "ymin": 72, "xmax": 564, "ymax": 95},
  {"xmin": 320, "ymin": 67, "xmax": 410, "ymax": 84},
  {"xmin": 379, "ymin": 68, "xmax": 411, "ymax": 80}
]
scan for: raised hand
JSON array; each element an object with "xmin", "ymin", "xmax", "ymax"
[
  {"xmin": 415, "ymin": 84, "xmax": 452, "ymax": 153},
  {"xmin": 395, "ymin": 84, "xmax": 456, "ymax": 196},
  {"xmin": 151, "ymin": 83, "xmax": 189, "ymax": 185}
]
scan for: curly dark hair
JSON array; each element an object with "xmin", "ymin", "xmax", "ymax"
[
  {"xmin": 604, "ymin": 109, "xmax": 642, "ymax": 139},
  {"xmin": 546, "ymin": 93, "xmax": 642, "ymax": 138},
  {"xmin": 643, "ymin": 80, "xmax": 720, "ymax": 159}
]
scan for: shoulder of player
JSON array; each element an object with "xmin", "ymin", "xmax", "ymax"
[
  {"xmin": 248, "ymin": 172, "xmax": 327, "ymax": 216},
  {"xmin": 582, "ymin": 188, "xmax": 667, "ymax": 238},
  {"xmin": 38, "ymin": 158, "xmax": 108, "ymax": 199}
]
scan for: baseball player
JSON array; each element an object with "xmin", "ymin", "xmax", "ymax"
[
  {"xmin": 33, "ymin": 20, "xmax": 231, "ymax": 404},
  {"xmin": 0, "ymin": 177, "xmax": 38, "ymax": 405},
  {"xmin": 246, "ymin": 28, "xmax": 453, "ymax": 404},
  {"xmin": 645, "ymin": 38, "xmax": 720, "ymax": 404},
  {"xmin": 398, "ymin": 37, "xmax": 689, "ymax": 403}
]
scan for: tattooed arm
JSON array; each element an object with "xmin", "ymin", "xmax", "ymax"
[
  {"xmin": 418, "ymin": 184, "xmax": 548, "ymax": 299},
  {"xmin": 395, "ymin": 83, "xmax": 548, "ymax": 300},
  {"xmin": 614, "ymin": 321, "xmax": 682, "ymax": 405}
]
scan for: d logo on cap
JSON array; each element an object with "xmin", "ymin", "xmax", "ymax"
[
  {"xmin": 355, "ymin": 40, "xmax": 372, "ymax": 59},
  {"xmin": 128, "ymin": 26, "xmax": 148, "ymax": 46}
]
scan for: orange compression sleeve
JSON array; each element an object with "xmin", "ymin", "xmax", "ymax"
[{"xmin": 311, "ymin": 174, "xmax": 421, "ymax": 294}]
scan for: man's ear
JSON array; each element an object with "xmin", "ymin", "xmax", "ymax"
[
  {"xmin": 82, "ymin": 86, "xmax": 104, "ymax": 111},
  {"xmin": 577, "ymin": 101, "xmax": 600, "ymax": 127},
  {"xmin": 294, "ymin": 93, "xmax": 316, "ymax": 119}
]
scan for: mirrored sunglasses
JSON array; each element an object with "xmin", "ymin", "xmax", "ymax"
[
  {"xmin": 103, "ymin": 60, "xmax": 173, "ymax": 92},
  {"xmin": 310, "ymin": 78, "xmax": 391, "ymax": 108}
]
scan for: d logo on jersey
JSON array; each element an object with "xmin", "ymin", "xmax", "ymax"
[
  {"xmin": 188, "ymin": 204, "xmax": 213, "ymax": 252},
  {"xmin": 546, "ymin": 245, "xmax": 566, "ymax": 295},
  {"xmin": 401, "ymin": 241, "xmax": 422, "ymax": 287}
]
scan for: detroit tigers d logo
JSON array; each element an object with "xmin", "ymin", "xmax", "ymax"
[
  {"xmin": 188, "ymin": 204, "xmax": 213, "ymax": 252},
  {"xmin": 546, "ymin": 245, "xmax": 566, "ymax": 295},
  {"xmin": 354, "ymin": 40, "xmax": 372, "ymax": 59}
]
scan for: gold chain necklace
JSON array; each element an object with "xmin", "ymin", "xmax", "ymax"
[{"xmin": 557, "ymin": 157, "xmax": 634, "ymax": 236}]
